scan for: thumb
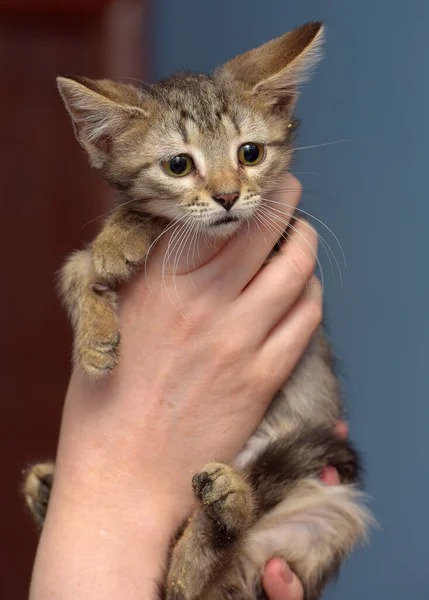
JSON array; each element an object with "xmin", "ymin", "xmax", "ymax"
[{"xmin": 262, "ymin": 557, "xmax": 304, "ymax": 600}]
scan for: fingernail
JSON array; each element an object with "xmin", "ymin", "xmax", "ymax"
[
  {"xmin": 320, "ymin": 465, "xmax": 340, "ymax": 485},
  {"xmin": 281, "ymin": 562, "xmax": 294, "ymax": 584}
]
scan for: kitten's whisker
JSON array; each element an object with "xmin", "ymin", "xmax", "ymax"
[
  {"xmin": 186, "ymin": 222, "xmax": 200, "ymax": 291},
  {"xmin": 261, "ymin": 203, "xmax": 343, "ymax": 286},
  {"xmin": 268, "ymin": 187, "xmax": 336, "ymax": 204},
  {"xmin": 294, "ymin": 139, "xmax": 353, "ymax": 151},
  {"xmin": 117, "ymin": 76, "xmax": 168, "ymax": 103},
  {"xmin": 258, "ymin": 206, "xmax": 324, "ymax": 290},
  {"xmin": 254, "ymin": 211, "xmax": 310, "ymax": 296},
  {"xmin": 80, "ymin": 196, "xmax": 172, "ymax": 230},
  {"xmin": 292, "ymin": 171, "xmax": 323, "ymax": 176},
  {"xmin": 252, "ymin": 213, "xmax": 270, "ymax": 249},
  {"xmin": 80, "ymin": 197, "xmax": 140, "ymax": 229},
  {"xmin": 262, "ymin": 198, "xmax": 347, "ymax": 267},
  {"xmin": 196, "ymin": 223, "xmax": 205, "ymax": 266},
  {"xmin": 162, "ymin": 218, "xmax": 191, "ymax": 303},
  {"xmin": 172, "ymin": 219, "xmax": 195, "ymax": 308},
  {"xmin": 259, "ymin": 205, "xmax": 325, "ymax": 289},
  {"xmin": 144, "ymin": 216, "xmax": 185, "ymax": 295}
]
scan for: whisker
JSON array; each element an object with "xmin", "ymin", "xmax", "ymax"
[
  {"xmin": 171, "ymin": 219, "xmax": 196, "ymax": 308},
  {"xmin": 294, "ymin": 139, "xmax": 353, "ymax": 151},
  {"xmin": 117, "ymin": 76, "xmax": 168, "ymax": 103},
  {"xmin": 162, "ymin": 218, "xmax": 191, "ymax": 302},
  {"xmin": 80, "ymin": 196, "xmax": 173, "ymax": 230},
  {"xmin": 261, "ymin": 202, "xmax": 339, "ymax": 283},
  {"xmin": 258, "ymin": 206, "xmax": 324, "ymax": 291},
  {"xmin": 255, "ymin": 211, "xmax": 310, "ymax": 295},
  {"xmin": 261, "ymin": 198, "xmax": 347, "ymax": 267},
  {"xmin": 268, "ymin": 186, "xmax": 337, "ymax": 204},
  {"xmin": 263, "ymin": 204, "xmax": 344, "ymax": 286},
  {"xmin": 292, "ymin": 171, "xmax": 323, "ymax": 176},
  {"xmin": 252, "ymin": 213, "xmax": 270, "ymax": 249},
  {"xmin": 80, "ymin": 197, "xmax": 140, "ymax": 229},
  {"xmin": 144, "ymin": 216, "xmax": 185, "ymax": 295},
  {"xmin": 186, "ymin": 222, "xmax": 200, "ymax": 291}
]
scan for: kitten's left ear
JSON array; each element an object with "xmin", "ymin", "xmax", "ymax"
[{"xmin": 216, "ymin": 22, "xmax": 324, "ymax": 112}]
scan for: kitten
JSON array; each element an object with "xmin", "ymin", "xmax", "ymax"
[{"xmin": 24, "ymin": 22, "xmax": 372, "ymax": 600}]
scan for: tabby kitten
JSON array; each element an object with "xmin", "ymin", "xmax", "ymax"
[{"xmin": 24, "ymin": 22, "xmax": 372, "ymax": 600}]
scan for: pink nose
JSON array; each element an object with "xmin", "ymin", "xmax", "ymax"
[{"xmin": 212, "ymin": 192, "xmax": 239, "ymax": 211}]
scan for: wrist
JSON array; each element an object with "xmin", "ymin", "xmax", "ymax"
[
  {"xmin": 30, "ymin": 463, "xmax": 177, "ymax": 600},
  {"xmin": 58, "ymin": 369, "xmax": 195, "ymax": 519}
]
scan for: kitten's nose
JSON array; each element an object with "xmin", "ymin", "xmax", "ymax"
[{"xmin": 212, "ymin": 192, "xmax": 239, "ymax": 211}]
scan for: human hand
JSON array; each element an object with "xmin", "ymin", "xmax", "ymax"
[
  {"xmin": 51, "ymin": 173, "xmax": 321, "ymax": 522},
  {"xmin": 31, "ymin": 174, "xmax": 322, "ymax": 599}
]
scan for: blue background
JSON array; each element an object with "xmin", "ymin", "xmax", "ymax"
[{"xmin": 153, "ymin": 2, "xmax": 429, "ymax": 598}]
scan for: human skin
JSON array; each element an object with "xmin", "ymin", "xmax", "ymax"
[{"xmin": 29, "ymin": 174, "xmax": 325, "ymax": 600}]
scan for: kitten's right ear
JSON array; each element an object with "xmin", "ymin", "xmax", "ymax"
[{"xmin": 57, "ymin": 76, "xmax": 148, "ymax": 169}]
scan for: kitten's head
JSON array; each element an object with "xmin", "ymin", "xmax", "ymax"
[{"xmin": 58, "ymin": 22, "xmax": 323, "ymax": 236}]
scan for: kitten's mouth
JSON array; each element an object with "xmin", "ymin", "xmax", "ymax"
[{"xmin": 210, "ymin": 215, "xmax": 241, "ymax": 227}]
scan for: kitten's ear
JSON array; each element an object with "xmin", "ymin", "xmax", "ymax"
[
  {"xmin": 216, "ymin": 22, "xmax": 324, "ymax": 112},
  {"xmin": 57, "ymin": 76, "xmax": 148, "ymax": 168}
]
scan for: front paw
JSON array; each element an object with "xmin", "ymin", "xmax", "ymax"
[
  {"xmin": 23, "ymin": 462, "xmax": 54, "ymax": 527},
  {"xmin": 192, "ymin": 463, "xmax": 253, "ymax": 538},
  {"xmin": 91, "ymin": 230, "xmax": 149, "ymax": 282},
  {"xmin": 76, "ymin": 329, "xmax": 120, "ymax": 376},
  {"xmin": 75, "ymin": 301, "xmax": 120, "ymax": 376}
]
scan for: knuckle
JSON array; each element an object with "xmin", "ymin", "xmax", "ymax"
[
  {"xmin": 220, "ymin": 332, "xmax": 246, "ymax": 360},
  {"xmin": 303, "ymin": 296, "xmax": 323, "ymax": 326},
  {"xmin": 286, "ymin": 222, "xmax": 318, "ymax": 277},
  {"xmin": 288, "ymin": 174, "xmax": 302, "ymax": 196},
  {"xmin": 288, "ymin": 247, "xmax": 316, "ymax": 280}
]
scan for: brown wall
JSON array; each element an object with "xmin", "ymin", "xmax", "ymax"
[{"xmin": 0, "ymin": 2, "xmax": 150, "ymax": 597}]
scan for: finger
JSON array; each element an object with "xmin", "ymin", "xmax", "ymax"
[
  {"xmin": 334, "ymin": 421, "xmax": 348, "ymax": 439},
  {"xmin": 192, "ymin": 173, "xmax": 303, "ymax": 293},
  {"xmin": 262, "ymin": 558, "xmax": 304, "ymax": 600},
  {"xmin": 261, "ymin": 277, "xmax": 322, "ymax": 387},
  {"xmin": 320, "ymin": 466, "xmax": 341, "ymax": 485},
  {"xmin": 233, "ymin": 219, "xmax": 318, "ymax": 341}
]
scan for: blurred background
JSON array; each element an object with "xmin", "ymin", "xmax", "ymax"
[{"xmin": 2, "ymin": 0, "xmax": 428, "ymax": 598}]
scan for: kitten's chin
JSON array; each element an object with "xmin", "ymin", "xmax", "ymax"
[{"xmin": 205, "ymin": 218, "xmax": 242, "ymax": 238}]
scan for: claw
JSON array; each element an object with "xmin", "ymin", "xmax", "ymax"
[{"xmin": 90, "ymin": 282, "xmax": 111, "ymax": 295}]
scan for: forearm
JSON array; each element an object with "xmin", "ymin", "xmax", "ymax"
[
  {"xmin": 30, "ymin": 374, "xmax": 181, "ymax": 600},
  {"xmin": 30, "ymin": 497, "xmax": 171, "ymax": 599}
]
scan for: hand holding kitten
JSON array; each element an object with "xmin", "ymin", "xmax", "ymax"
[{"xmin": 29, "ymin": 176, "xmax": 322, "ymax": 600}]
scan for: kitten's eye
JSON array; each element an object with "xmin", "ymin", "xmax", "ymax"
[
  {"xmin": 162, "ymin": 154, "xmax": 194, "ymax": 177},
  {"xmin": 238, "ymin": 143, "xmax": 265, "ymax": 166}
]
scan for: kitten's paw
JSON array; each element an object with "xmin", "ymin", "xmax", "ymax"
[
  {"xmin": 76, "ymin": 296, "xmax": 121, "ymax": 377},
  {"xmin": 77, "ymin": 328, "xmax": 120, "ymax": 377},
  {"xmin": 92, "ymin": 230, "xmax": 149, "ymax": 282},
  {"xmin": 192, "ymin": 463, "xmax": 253, "ymax": 536},
  {"xmin": 23, "ymin": 462, "xmax": 54, "ymax": 527}
]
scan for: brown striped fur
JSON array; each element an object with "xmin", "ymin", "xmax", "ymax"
[{"xmin": 24, "ymin": 22, "xmax": 373, "ymax": 599}]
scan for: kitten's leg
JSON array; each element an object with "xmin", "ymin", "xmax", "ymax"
[
  {"xmin": 60, "ymin": 249, "xmax": 120, "ymax": 376},
  {"xmin": 63, "ymin": 211, "xmax": 163, "ymax": 376},
  {"xmin": 23, "ymin": 462, "xmax": 54, "ymax": 527},
  {"xmin": 242, "ymin": 428, "xmax": 372, "ymax": 600},
  {"xmin": 90, "ymin": 208, "xmax": 155, "ymax": 284},
  {"xmin": 164, "ymin": 463, "xmax": 254, "ymax": 600}
]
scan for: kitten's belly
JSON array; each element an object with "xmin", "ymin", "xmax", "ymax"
[{"xmin": 234, "ymin": 328, "xmax": 341, "ymax": 470}]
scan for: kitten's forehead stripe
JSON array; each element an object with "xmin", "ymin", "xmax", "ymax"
[{"xmin": 156, "ymin": 73, "xmax": 230, "ymax": 133}]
